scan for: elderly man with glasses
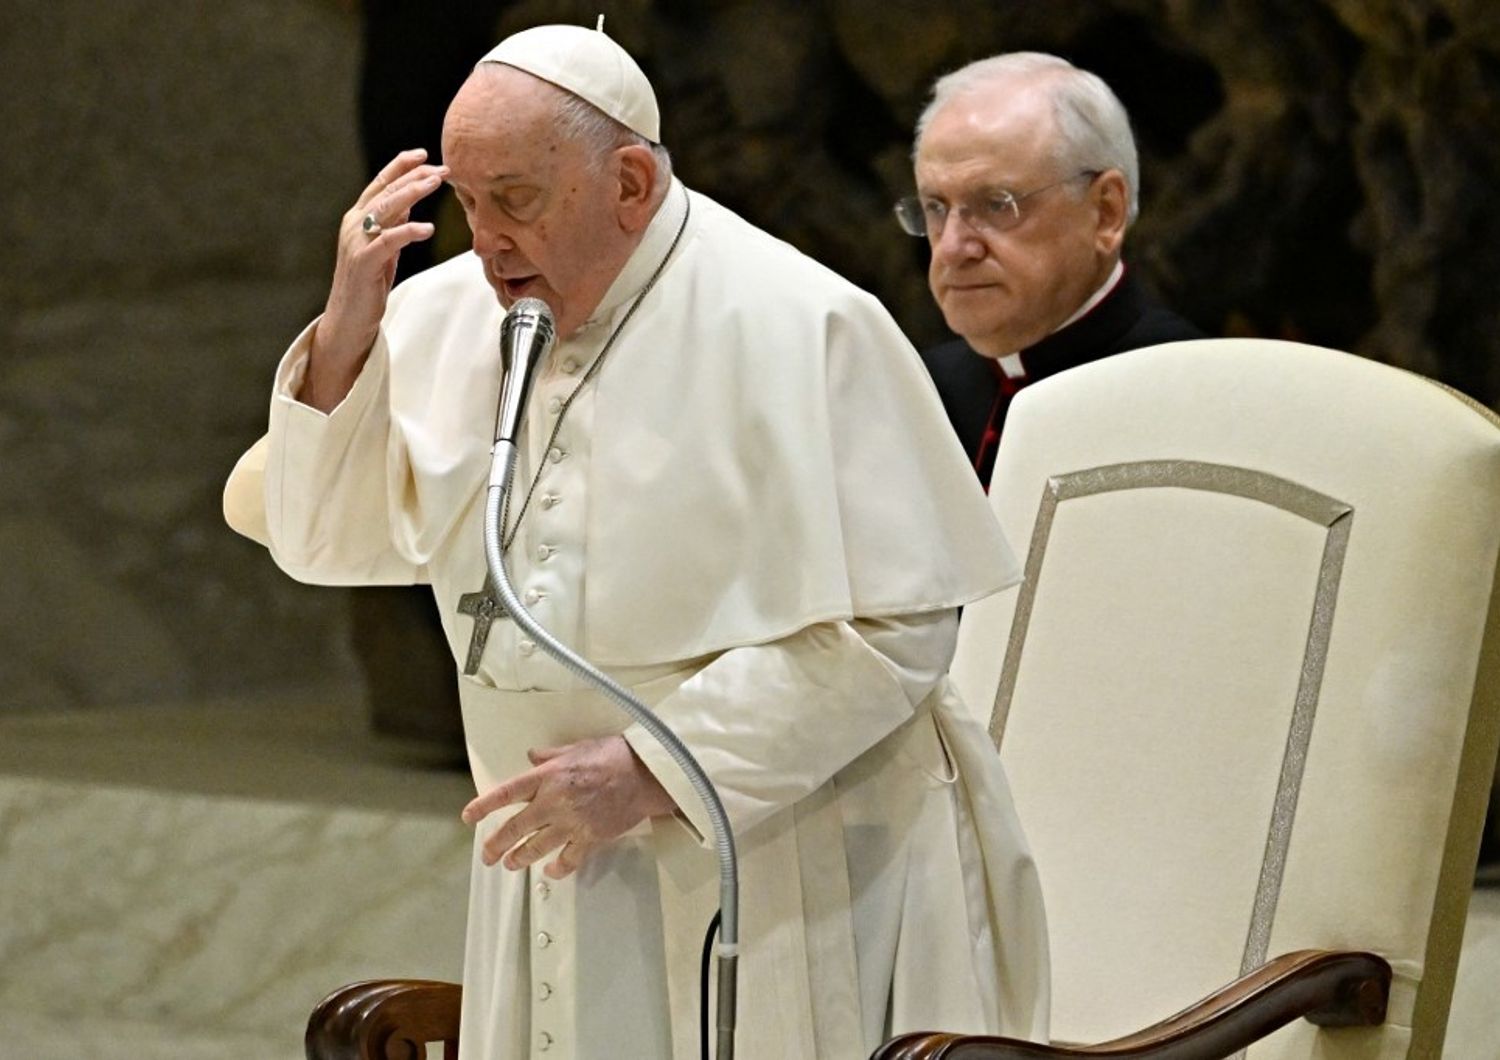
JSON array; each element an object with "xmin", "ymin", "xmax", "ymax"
[{"xmin": 899, "ymin": 52, "xmax": 1202, "ymax": 487}]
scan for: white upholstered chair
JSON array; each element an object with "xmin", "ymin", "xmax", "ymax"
[
  {"xmin": 307, "ymin": 339, "xmax": 1499, "ymax": 1059},
  {"xmin": 877, "ymin": 338, "xmax": 1500, "ymax": 1059}
]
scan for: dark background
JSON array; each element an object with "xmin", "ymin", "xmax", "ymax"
[{"xmin": 3, "ymin": 0, "xmax": 1497, "ymax": 757}]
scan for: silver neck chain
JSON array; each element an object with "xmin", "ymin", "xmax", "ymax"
[{"xmin": 500, "ymin": 190, "xmax": 693, "ymax": 551}]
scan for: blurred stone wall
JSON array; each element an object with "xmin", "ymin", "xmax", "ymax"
[
  {"xmin": 1, "ymin": 0, "xmax": 365, "ymax": 710},
  {"xmin": 2, "ymin": 0, "xmax": 1497, "ymax": 716}
]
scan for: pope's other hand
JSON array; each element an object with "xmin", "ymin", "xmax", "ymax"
[{"xmin": 462, "ymin": 735, "xmax": 678, "ymax": 879}]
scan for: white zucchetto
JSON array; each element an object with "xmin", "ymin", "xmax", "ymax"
[{"xmin": 477, "ymin": 24, "xmax": 661, "ymax": 143}]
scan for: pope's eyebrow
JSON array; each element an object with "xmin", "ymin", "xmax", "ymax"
[{"xmin": 444, "ymin": 173, "xmax": 528, "ymax": 189}]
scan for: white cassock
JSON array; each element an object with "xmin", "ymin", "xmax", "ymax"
[{"xmin": 224, "ymin": 179, "xmax": 1049, "ymax": 1059}]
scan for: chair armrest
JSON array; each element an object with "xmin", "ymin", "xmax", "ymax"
[
  {"xmin": 871, "ymin": 949, "xmax": 1390, "ymax": 1059},
  {"xmin": 305, "ymin": 978, "xmax": 462, "ymax": 1060}
]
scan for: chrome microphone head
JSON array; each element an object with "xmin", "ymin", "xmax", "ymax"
[{"xmin": 494, "ymin": 298, "xmax": 556, "ymax": 444}]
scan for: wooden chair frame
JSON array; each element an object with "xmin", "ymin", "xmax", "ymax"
[{"xmin": 306, "ymin": 947, "xmax": 1389, "ymax": 1059}]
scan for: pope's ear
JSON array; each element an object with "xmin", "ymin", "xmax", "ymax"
[{"xmin": 614, "ymin": 144, "xmax": 658, "ymax": 232}]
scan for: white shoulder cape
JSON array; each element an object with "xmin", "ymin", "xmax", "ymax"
[{"xmin": 226, "ymin": 186, "xmax": 1020, "ymax": 665}]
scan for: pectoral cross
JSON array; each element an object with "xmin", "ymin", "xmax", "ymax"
[{"xmin": 458, "ymin": 574, "xmax": 508, "ymax": 675}]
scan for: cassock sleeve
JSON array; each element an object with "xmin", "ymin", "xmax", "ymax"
[
  {"xmin": 227, "ymin": 321, "xmax": 423, "ymax": 586},
  {"xmin": 621, "ymin": 609, "xmax": 957, "ymax": 841}
]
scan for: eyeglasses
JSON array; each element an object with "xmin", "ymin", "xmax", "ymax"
[{"xmin": 893, "ymin": 170, "xmax": 1101, "ymax": 239}]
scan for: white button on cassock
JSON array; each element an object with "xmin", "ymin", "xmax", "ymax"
[
  {"xmin": 547, "ymin": 396, "xmax": 563, "ymax": 414},
  {"xmin": 541, "ymin": 492, "xmax": 560, "ymax": 509},
  {"xmin": 538, "ymin": 1030, "xmax": 554, "ymax": 1051},
  {"xmin": 524, "ymin": 588, "xmax": 542, "ymax": 606},
  {"xmin": 518, "ymin": 639, "xmax": 536, "ymax": 656},
  {"xmin": 561, "ymin": 358, "xmax": 579, "ymax": 374},
  {"xmin": 537, "ymin": 930, "xmax": 553, "ymax": 949},
  {"xmin": 538, "ymin": 981, "xmax": 553, "ymax": 1000},
  {"xmin": 547, "ymin": 446, "xmax": 565, "ymax": 464},
  {"xmin": 536, "ymin": 544, "xmax": 554, "ymax": 562}
]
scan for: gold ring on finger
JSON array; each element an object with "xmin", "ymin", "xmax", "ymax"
[{"xmin": 361, "ymin": 213, "xmax": 382, "ymax": 237}]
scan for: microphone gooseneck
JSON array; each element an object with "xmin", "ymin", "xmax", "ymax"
[{"xmin": 481, "ymin": 298, "xmax": 740, "ymax": 1060}]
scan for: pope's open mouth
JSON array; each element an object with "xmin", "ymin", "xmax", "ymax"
[{"xmin": 500, "ymin": 275, "xmax": 540, "ymax": 300}]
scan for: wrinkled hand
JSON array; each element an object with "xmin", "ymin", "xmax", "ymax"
[
  {"xmin": 300, "ymin": 148, "xmax": 447, "ymax": 411},
  {"xmin": 462, "ymin": 735, "xmax": 678, "ymax": 880}
]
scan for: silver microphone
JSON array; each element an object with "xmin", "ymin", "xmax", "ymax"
[{"xmin": 493, "ymin": 297, "xmax": 556, "ymax": 445}]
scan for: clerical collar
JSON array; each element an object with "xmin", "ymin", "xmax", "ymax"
[
  {"xmin": 997, "ymin": 259, "xmax": 1125, "ymax": 379},
  {"xmin": 578, "ymin": 177, "xmax": 690, "ymax": 332},
  {"xmin": 1056, "ymin": 259, "xmax": 1125, "ymax": 333}
]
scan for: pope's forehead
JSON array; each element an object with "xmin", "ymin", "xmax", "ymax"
[
  {"xmin": 445, "ymin": 65, "xmax": 568, "ymax": 137},
  {"xmin": 441, "ymin": 68, "xmax": 577, "ymax": 175}
]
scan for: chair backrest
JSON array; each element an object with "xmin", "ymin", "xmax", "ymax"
[{"xmin": 950, "ymin": 339, "xmax": 1500, "ymax": 1058}]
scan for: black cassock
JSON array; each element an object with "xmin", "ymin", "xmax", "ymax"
[{"xmin": 921, "ymin": 267, "xmax": 1204, "ymax": 488}]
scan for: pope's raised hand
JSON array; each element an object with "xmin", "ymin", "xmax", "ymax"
[
  {"xmin": 300, "ymin": 148, "xmax": 447, "ymax": 411},
  {"xmin": 462, "ymin": 735, "xmax": 679, "ymax": 880}
]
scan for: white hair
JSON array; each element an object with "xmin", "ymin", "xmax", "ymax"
[
  {"xmin": 470, "ymin": 62, "xmax": 673, "ymax": 187},
  {"xmin": 915, "ymin": 52, "xmax": 1139, "ymax": 224},
  {"xmin": 554, "ymin": 89, "xmax": 673, "ymax": 187}
]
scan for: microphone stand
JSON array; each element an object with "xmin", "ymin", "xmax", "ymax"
[{"xmin": 483, "ymin": 304, "xmax": 739, "ymax": 1059}]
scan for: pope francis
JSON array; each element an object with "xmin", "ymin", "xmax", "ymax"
[{"xmin": 224, "ymin": 22, "xmax": 1049, "ymax": 1060}]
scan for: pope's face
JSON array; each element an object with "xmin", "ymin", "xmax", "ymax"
[
  {"xmin": 442, "ymin": 66, "xmax": 634, "ymax": 338},
  {"xmin": 915, "ymin": 81, "xmax": 1121, "ymax": 356}
]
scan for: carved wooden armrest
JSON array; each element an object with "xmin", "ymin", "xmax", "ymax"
[
  {"xmin": 305, "ymin": 978, "xmax": 463, "ymax": 1060},
  {"xmin": 871, "ymin": 949, "xmax": 1390, "ymax": 1060}
]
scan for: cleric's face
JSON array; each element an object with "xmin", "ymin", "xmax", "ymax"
[
  {"xmin": 443, "ymin": 65, "xmax": 634, "ymax": 339},
  {"xmin": 916, "ymin": 83, "xmax": 1116, "ymax": 357}
]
